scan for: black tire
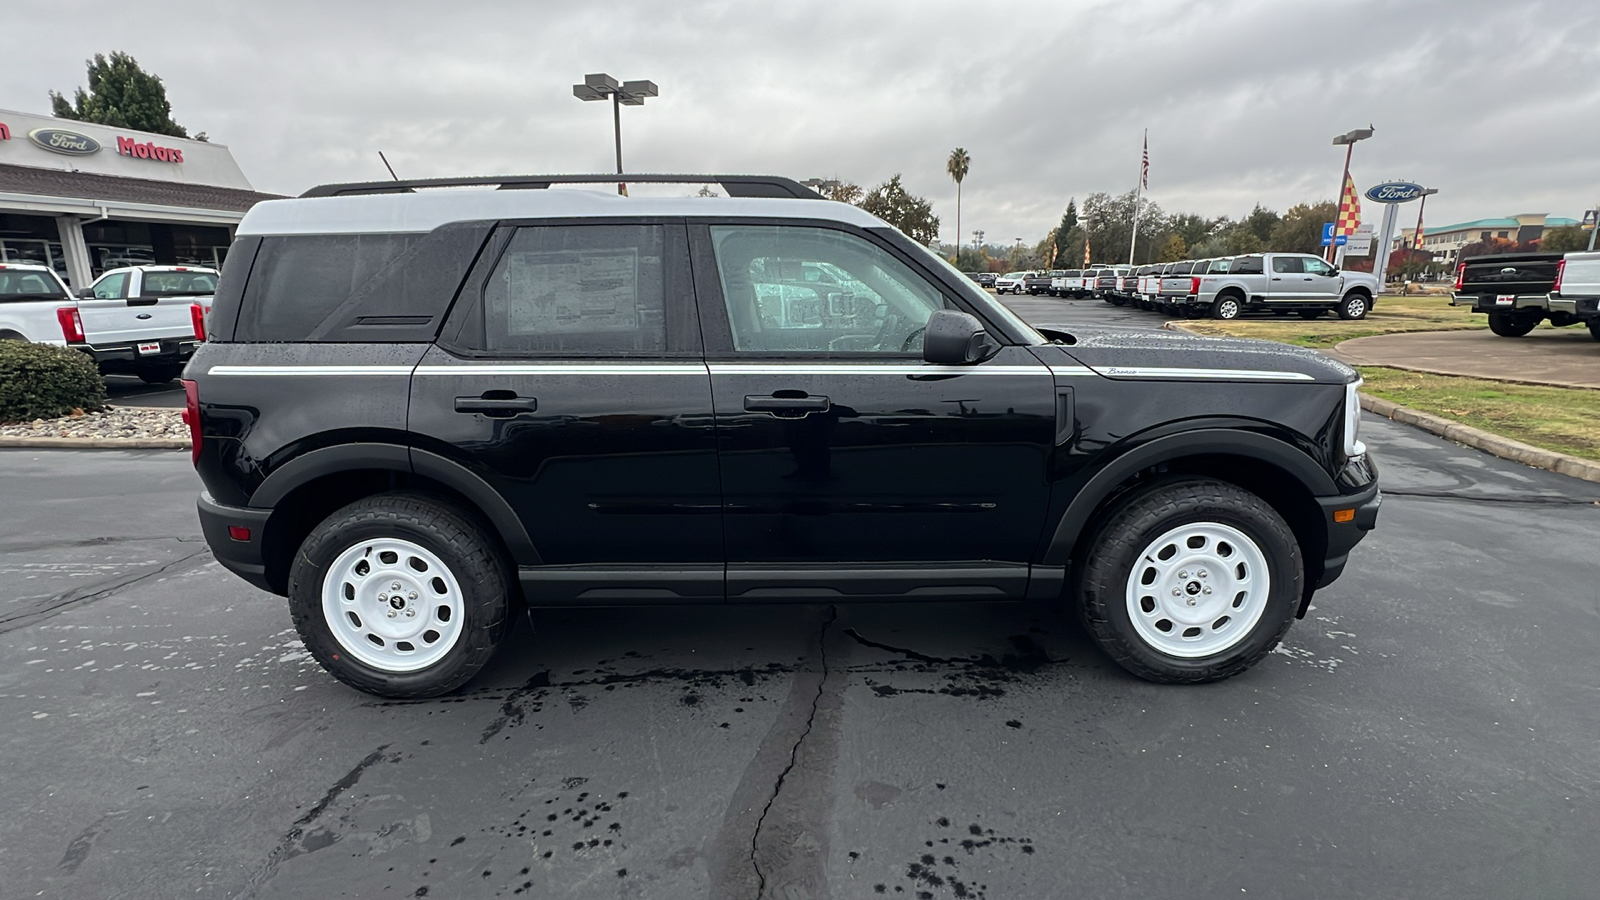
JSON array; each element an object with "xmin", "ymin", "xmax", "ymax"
[
  {"xmin": 1211, "ymin": 294, "xmax": 1243, "ymax": 320},
  {"xmin": 136, "ymin": 365, "xmax": 185, "ymax": 385},
  {"xmin": 1298, "ymin": 309, "xmax": 1325, "ymax": 320},
  {"xmin": 1589, "ymin": 320, "xmax": 1600, "ymax": 342},
  {"xmin": 1335, "ymin": 291, "xmax": 1370, "ymax": 320},
  {"xmin": 1487, "ymin": 310, "xmax": 1538, "ymax": 337},
  {"xmin": 288, "ymin": 491, "xmax": 512, "ymax": 698},
  {"xmin": 1075, "ymin": 478, "xmax": 1303, "ymax": 684}
]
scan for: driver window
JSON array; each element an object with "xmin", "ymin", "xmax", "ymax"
[
  {"xmin": 709, "ymin": 225, "xmax": 948, "ymax": 353},
  {"xmin": 1302, "ymin": 257, "xmax": 1333, "ymax": 276},
  {"xmin": 92, "ymin": 272, "xmax": 127, "ymax": 299}
]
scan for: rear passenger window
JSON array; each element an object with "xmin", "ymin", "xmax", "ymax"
[{"xmin": 463, "ymin": 225, "xmax": 666, "ymax": 355}]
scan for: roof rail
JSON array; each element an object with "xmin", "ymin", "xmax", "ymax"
[{"xmin": 299, "ymin": 174, "xmax": 823, "ymax": 200}]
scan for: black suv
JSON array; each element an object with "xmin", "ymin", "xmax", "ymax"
[{"xmin": 187, "ymin": 174, "xmax": 1380, "ymax": 698}]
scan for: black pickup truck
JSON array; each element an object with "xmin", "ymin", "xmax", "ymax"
[
  {"xmin": 1024, "ymin": 271, "xmax": 1059, "ymax": 295},
  {"xmin": 1450, "ymin": 252, "xmax": 1574, "ymax": 337}
]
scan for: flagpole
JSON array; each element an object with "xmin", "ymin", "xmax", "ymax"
[
  {"xmin": 1328, "ymin": 142, "xmax": 1354, "ymax": 263},
  {"xmin": 1128, "ymin": 129, "xmax": 1146, "ymax": 266}
]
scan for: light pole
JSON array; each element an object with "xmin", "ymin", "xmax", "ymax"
[
  {"xmin": 1013, "ymin": 238, "xmax": 1023, "ymax": 268},
  {"xmin": 801, "ymin": 178, "xmax": 840, "ymax": 198},
  {"xmin": 1329, "ymin": 126, "xmax": 1374, "ymax": 262},
  {"xmin": 572, "ymin": 73, "xmax": 658, "ymax": 195},
  {"xmin": 972, "ymin": 229, "xmax": 985, "ymax": 266}
]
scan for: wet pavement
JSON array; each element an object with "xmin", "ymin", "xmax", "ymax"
[{"xmin": 3, "ymin": 295, "xmax": 1598, "ymax": 899}]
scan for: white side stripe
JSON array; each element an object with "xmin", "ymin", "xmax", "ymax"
[
  {"xmin": 1074, "ymin": 366, "xmax": 1314, "ymax": 382},
  {"xmin": 415, "ymin": 365, "xmax": 708, "ymax": 376},
  {"xmin": 708, "ymin": 364, "xmax": 1048, "ymax": 376},
  {"xmin": 208, "ymin": 365, "xmax": 414, "ymax": 376}
]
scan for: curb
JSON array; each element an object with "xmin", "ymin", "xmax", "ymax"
[
  {"xmin": 0, "ymin": 437, "xmax": 188, "ymax": 450},
  {"xmin": 1357, "ymin": 395, "xmax": 1600, "ymax": 484}
]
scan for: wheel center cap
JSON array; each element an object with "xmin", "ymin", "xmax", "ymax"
[
  {"xmin": 389, "ymin": 596, "xmax": 406, "ymax": 610},
  {"xmin": 1185, "ymin": 581, "xmax": 1202, "ymax": 596}
]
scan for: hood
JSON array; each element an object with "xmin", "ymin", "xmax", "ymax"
[{"xmin": 1035, "ymin": 324, "xmax": 1357, "ymax": 385}]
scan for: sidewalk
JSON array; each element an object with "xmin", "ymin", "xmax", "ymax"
[{"xmin": 1329, "ymin": 328, "xmax": 1600, "ymax": 390}]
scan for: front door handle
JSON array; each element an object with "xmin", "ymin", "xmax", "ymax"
[
  {"xmin": 744, "ymin": 394, "xmax": 830, "ymax": 416},
  {"xmin": 454, "ymin": 393, "xmax": 538, "ymax": 417}
]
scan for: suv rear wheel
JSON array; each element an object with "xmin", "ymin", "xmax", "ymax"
[
  {"xmin": 1076, "ymin": 478, "xmax": 1302, "ymax": 683},
  {"xmin": 288, "ymin": 492, "xmax": 511, "ymax": 698}
]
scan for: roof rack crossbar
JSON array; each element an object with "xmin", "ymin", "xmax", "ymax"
[{"xmin": 299, "ymin": 174, "xmax": 822, "ymax": 200}]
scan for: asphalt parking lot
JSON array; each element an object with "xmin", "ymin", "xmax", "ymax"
[
  {"xmin": 104, "ymin": 374, "xmax": 185, "ymax": 409},
  {"xmin": 4, "ymin": 295, "xmax": 1599, "ymax": 899}
]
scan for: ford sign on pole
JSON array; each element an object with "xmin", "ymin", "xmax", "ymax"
[{"xmin": 1365, "ymin": 182, "xmax": 1425, "ymax": 204}]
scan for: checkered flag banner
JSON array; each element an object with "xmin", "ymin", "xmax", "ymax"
[
  {"xmin": 1335, "ymin": 172, "xmax": 1361, "ymax": 237},
  {"xmin": 1413, "ymin": 209, "xmax": 1426, "ymax": 250},
  {"xmin": 1083, "ymin": 237, "xmax": 1091, "ymax": 266}
]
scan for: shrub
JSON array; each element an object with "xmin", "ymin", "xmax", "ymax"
[{"xmin": 0, "ymin": 341, "xmax": 107, "ymax": 423}]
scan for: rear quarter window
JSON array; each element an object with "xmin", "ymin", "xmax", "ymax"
[{"xmin": 232, "ymin": 223, "xmax": 491, "ymax": 342}]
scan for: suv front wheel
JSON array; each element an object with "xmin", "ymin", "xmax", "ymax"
[
  {"xmin": 288, "ymin": 492, "xmax": 511, "ymax": 698},
  {"xmin": 1076, "ymin": 478, "xmax": 1302, "ymax": 683}
]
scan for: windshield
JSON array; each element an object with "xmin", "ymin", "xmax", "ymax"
[
  {"xmin": 0, "ymin": 269, "xmax": 66, "ymax": 300},
  {"xmin": 913, "ymin": 244, "xmax": 1045, "ymax": 345}
]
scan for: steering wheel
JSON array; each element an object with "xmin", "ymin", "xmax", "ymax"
[{"xmin": 900, "ymin": 325, "xmax": 926, "ymax": 354}]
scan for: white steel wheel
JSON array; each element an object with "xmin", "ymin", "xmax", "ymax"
[
  {"xmin": 1339, "ymin": 293, "xmax": 1369, "ymax": 320},
  {"xmin": 321, "ymin": 537, "xmax": 465, "ymax": 673},
  {"xmin": 1213, "ymin": 297, "xmax": 1241, "ymax": 320},
  {"xmin": 1123, "ymin": 521, "xmax": 1271, "ymax": 658}
]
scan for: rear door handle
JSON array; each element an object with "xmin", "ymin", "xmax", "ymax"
[
  {"xmin": 744, "ymin": 394, "xmax": 830, "ymax": 415},
  {"xmin": 454, "ymin": 394, "xmax": 538, "ymax": 416}
]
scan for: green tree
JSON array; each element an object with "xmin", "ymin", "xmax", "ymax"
[
  {"xmin": 1243, "ymin": 204, "xmax": 1281, "ymax": 246},
  {"xmin": 1167, "ymin": 213, "xmax": 1214, "ymax": 250},
  {"xmin": 946, "ymin": 148, "xmax": 970, "ymax": 261},
  {"xmin": 860, "ymin": 175, "xmax": 940, "ymax": 245},
  {"xmin": 50, "ymin": 51, "xmax": 197, "ymax": 139},
  {"xmin": 1053, "ymin": 199, "xmax": 1083, "ymax": 267},
  {"xmin": 1540, "ymin": 225, "xmax": 1592, "ymax": 253},
  {"xmin": 1158, "ymin": 233, "xmax": 1188, "ymax": 262},
  {"xmin": 1269, "ymin": 201, "xmax": 1338, "ymax": 254},
  {"xmin": 1082, "ymin": 190, "xmax": 1166, "ymax": 265},
  {"xmin": 1224, "ymin": 225, "xmax": 1264, "ymax": 255},
  {"xmin": 821, "ymin": 181, "xmax": 863, "ymax": 204}
]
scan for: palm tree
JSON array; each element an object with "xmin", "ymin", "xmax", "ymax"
[{"xmin": 946, "ymin": 148, "xmax": 970, "ymax": 263}]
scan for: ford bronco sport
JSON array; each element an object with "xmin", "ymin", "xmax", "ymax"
[{"xmin": 186, "ymin": 174, "xmax": 1380, "ymax": 698}]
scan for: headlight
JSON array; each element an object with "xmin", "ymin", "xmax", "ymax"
[{"xmin": 1343, "ymin": 379, "xmax": 1366, "ymax": 459}]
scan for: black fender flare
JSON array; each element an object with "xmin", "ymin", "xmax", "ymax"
[
  {"xmin": 248, "ymin": 442, "xmax": 540, "ymax": 565},
  {"xmin": 1041, "ymin": 428, "xmax": 1336, "ymax": 566}
]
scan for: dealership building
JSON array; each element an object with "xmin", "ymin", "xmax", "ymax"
[
  {"xmin": 0, "ymin": 108, "xmax": 279, "ymax": 289},
  {"xmin": 1395, "ymin": 213, "xmax": 1580, "ymax": 266}
]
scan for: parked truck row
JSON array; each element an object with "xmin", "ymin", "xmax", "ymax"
[{"xmin": 0, "ymin": 262, "xmax": 217, "ymax": 383}]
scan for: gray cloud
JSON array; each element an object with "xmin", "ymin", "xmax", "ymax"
[{"xmin": 5, "ymin": 0, "xmax": 1597, "ymax": 241}]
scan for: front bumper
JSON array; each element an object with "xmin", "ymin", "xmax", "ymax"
[
  {"xmin": 198, "ymin": 491, "xmax": 274, "ymax": 593},
  {"xmin": 1312, "ymin": 478, "xmax": 1382, "ymax": 593}
]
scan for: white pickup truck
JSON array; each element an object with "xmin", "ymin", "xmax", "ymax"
[
  {"xmin": 0, "ymin": 263, "xmax": 215, "ymax": 383},
  {"xmin": 1189, "ymin": 252, "xmax": 1380, "ymax": 321}
]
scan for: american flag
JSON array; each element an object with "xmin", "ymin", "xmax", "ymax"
[{"xmin": 1140, "ymin": 131, "xmax": 1149, "ymax": 190}]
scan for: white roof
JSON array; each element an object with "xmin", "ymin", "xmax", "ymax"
[{"xmin": 237, "ymin": 188, "xmax": 888, "ymax": 236}]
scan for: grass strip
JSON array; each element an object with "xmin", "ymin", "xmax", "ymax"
[{"xmin": 1358, "ymin": 366, "xmax": 1600, "ymax": 462}]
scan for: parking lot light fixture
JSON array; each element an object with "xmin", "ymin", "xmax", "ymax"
[
  {"xmin": 572, "ymin": 73, "xmax": 658, "ymax": 195},
  {"xmin": 1328, "ymin": 125, "xmax": 1374, "ymax": 260}
]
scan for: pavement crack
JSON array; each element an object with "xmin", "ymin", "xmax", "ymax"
[
  {"xmin": 0, "ymin": 547, "xmax": 210, "ymax": 635},
  {"xmin": 843, "ymin": 627, "xmax": 966, "ymax": 665},
  {"xmin": 232, "ymin": 744, "xmax": 397, "ymax": 900},
  {"xmin": 749, "ymin": 605, "xmax": 837, "ymax": 900},
  {"xmin": 1384, "ymin": 489, "xmax": 1600, "ymax": 507}
]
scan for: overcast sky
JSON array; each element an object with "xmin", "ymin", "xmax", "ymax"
[{"xmin": 4, "ymin": 0, "xmax": 1597, "ymax": 243}]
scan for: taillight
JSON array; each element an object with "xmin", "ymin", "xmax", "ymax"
[
  {"xmin": 1190, "ymin": 276, "xmax": 1202, "ymax": 295},
  {"xmin": 56, "ymin": 307, "xmax": 85, "ymax": 343},
  {"xmin": 190, "ymin": 303, "xmax": 208, "ymax": 341},
  {"xmin": 181, "ymin": 379, "xmax": 202, "ymax": 464},
  {"xmin": 1454, "ymin": 263, "xmax": 1466, "ymax": 291},
  {"xmin": 1553, "ymin": 259, "xmax": 1566, "ymax": 293}
]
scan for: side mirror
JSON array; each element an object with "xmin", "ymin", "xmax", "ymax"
[
  {"xmin": 922, "ymin": 309, "xmax": 1000, "ymax": 365},
  {"xmin": 75, "ymin": 287, "xmax": 95, "ymax": 299}
]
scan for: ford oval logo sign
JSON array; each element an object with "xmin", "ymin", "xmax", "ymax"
[
  {"xmin": 28, "ymin": 127, "xmax": 102, "ymax": 156},
  {"xmin": 1365, "ymin": 182, "xmax": 1425, "ymax": 204}
]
